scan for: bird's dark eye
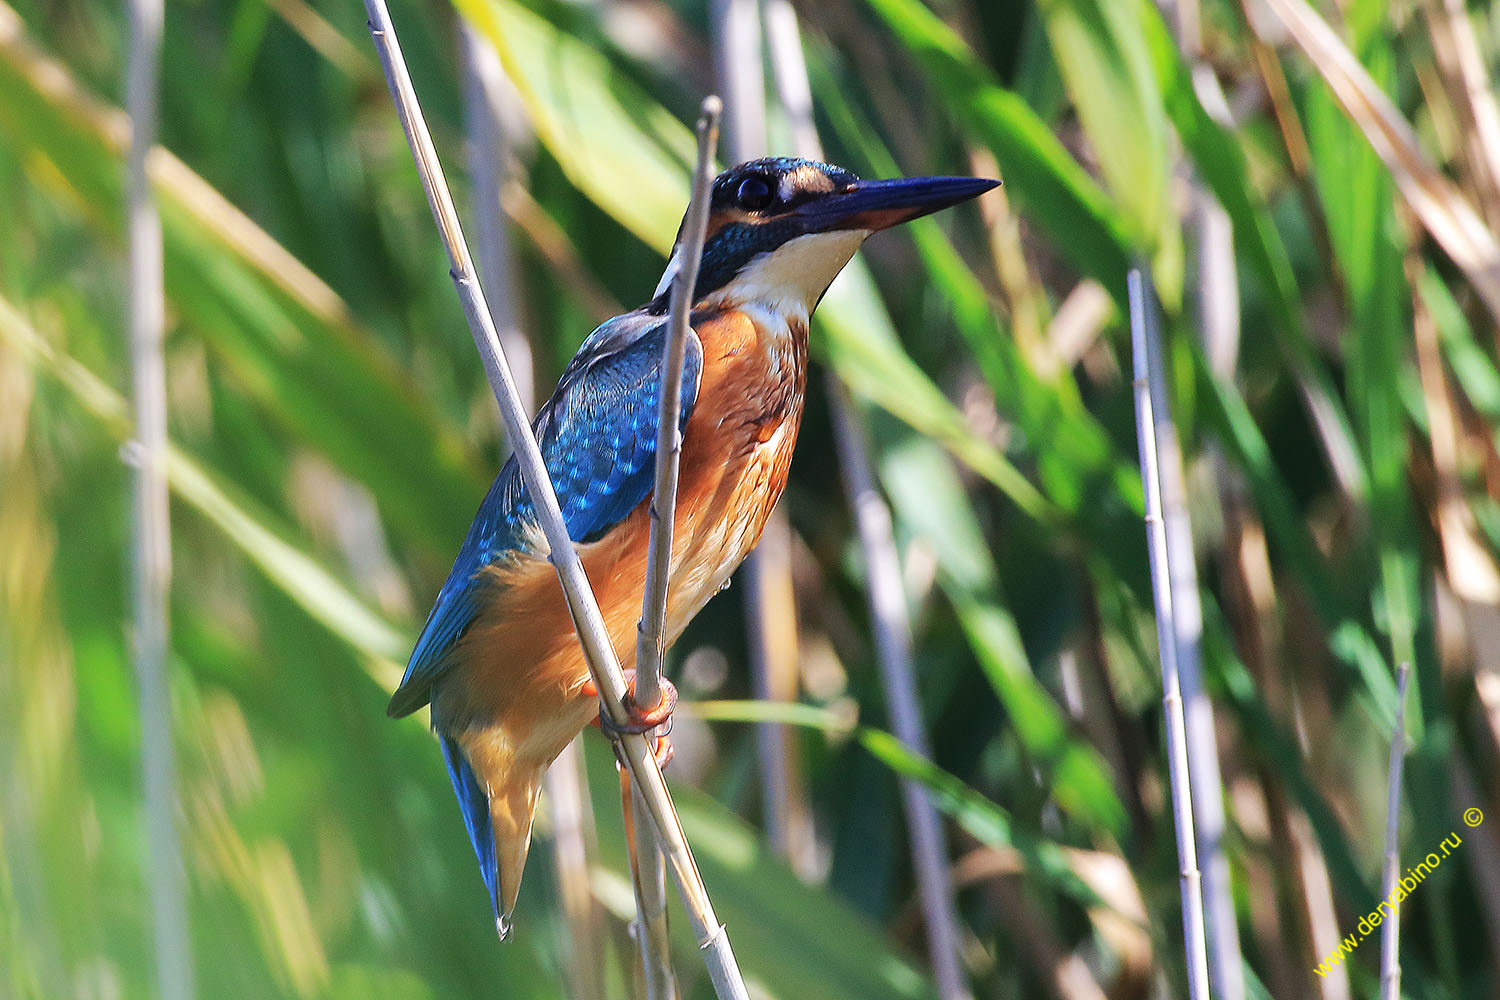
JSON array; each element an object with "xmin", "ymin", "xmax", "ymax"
[{"xmin": 735, "ymin": 175, "xmax": 775, "ymax": 212}]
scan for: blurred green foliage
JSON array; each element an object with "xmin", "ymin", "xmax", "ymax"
[{"xmin": 6, "ymin": 0, "xmax": 1500, "ymax": 997}]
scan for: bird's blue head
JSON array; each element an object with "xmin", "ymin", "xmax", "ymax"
[{"xmin": 648, "ymin": 157, "xmax": 998, "ymax": 314}]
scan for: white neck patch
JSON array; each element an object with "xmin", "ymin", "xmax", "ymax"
[{"xmin": 709, "ymin": 229, "xmax": 869, "ymax": 315}]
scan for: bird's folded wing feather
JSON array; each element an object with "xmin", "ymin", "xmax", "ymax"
[{"xmin": 387, "ymin": 312, "xmax": 704, "ymax": 718}]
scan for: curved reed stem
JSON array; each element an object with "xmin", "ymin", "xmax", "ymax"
[
  {"xmin": 629, "ymin": 96, "xmax": 721, "ymax": 1000},
  {"xmin": 361, "ymin": 5, "xmax": 746, "ymax": 995}
]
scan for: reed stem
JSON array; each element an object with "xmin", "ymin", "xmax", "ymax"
[
  {"xmin": 710, "ymin": 0, "xmax": 807, "ymax": 870},
  {"xmin": 1129, "ymin": 268, "xmax": 1211, "ymax": 1000},
  {"xmin": 628, "ymin": 96, "xmax": 721, "ymax": 1000},
  {"xmin": 362, "ymin": 5, "xmax": 746, "ymax": 995},
  {"xmin": 126, "ymin": 0, "xmax": 194, "ymax": 995},
  {"xmin": 760, "ymin": 3, "xmax": 972, "ymax": 994}
]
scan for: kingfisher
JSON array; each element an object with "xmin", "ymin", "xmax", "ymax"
[{"xmin": 389, "ymin": 156, "xmax": 997, "ymax": 937}]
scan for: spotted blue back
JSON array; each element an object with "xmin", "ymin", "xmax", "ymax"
[{"xmin": 387, "ymin": 311, "xmax": 702, "ymax": 719}]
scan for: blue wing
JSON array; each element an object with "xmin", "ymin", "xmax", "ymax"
[{"xmin": 386, "ymin": 310, "xmax": 703, "ymax": 719}]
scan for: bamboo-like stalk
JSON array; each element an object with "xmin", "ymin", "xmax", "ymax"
[
  {"xmin": 1128, "ymin": 268, "xmax": 1211, "ymax": 1000},
  {"xmin": 627, "ymin": 96, "xmax": 720, "ymax": 1000},
  {"xmin": 125, "ymin": 0, "xmax": 194, "ymax": 997},
  {"xmin": 1379, "ymin": 662, "xmax": 1412, "ymax": 1000},
  {"xmin": 625, "ymin": 780, "xmax": 675, "ymax": 1000},
  {"xmin": 360, "ymin": 5, "xmax": 747, "ymax": 996},
  {"xmin": 1135, "ymin": 267, "xmax": 1243, "ymax": 1000},
  {"xmin": 634, "ymin": 94, "xmax": 718, "ymax": 789},
  {"xmin": 761, "ymin": 4, "xmax": 971, "ymax": 996}
]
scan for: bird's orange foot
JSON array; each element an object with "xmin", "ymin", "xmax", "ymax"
[
  {"xmin": 584, "ymin": 672, "xmax": 677, "ymax": 767},
  {"xmin": 583, "ymin": 672, "xmax": 678, "ymax": 737},
  {"xmin": 648, "ymin": 732, "xmax": 675, "ymax": 769}
]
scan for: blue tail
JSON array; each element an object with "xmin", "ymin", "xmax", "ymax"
[{"xmin": 438, "ymin": 733, "xmax": 505, "ymax": 936}]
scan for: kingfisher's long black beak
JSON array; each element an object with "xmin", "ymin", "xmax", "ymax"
[{"xmin": 793, "ymin": 175, "xmax": 999, "ymax": 233}]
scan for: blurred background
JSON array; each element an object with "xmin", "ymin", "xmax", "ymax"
[{"xmin": 6, "ymin": 0, "xmax": 1500, "ymax": 997}]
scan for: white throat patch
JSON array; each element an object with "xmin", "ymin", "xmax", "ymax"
[{"xmin": 712, "ymin": 229, "xmax": 870, "ymax": 315}]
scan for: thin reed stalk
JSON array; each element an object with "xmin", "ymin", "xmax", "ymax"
[
  {"xmin": 628, "ymin": 96, "xmax": 721, "ymax": 1000},
  {"xmin": 625, "ymin": 780, "xmax": 675, "ymax": 1000},
  {"xmin": 762, "ymin": 4, "xmax": 971, "ymax": 996},
  {"xmin": 1134, "ymin": 267, "xmax": 1242, "ymax": 1000},
  {"xmin": 1379, "ymin": 662, "xmax": 1412, "ymax": 1000},
  {"xmin": 125, "ymin": 0, "xmax": 193, "ymax": 996},
  {"xmin": 710, "ymin": 0, "xmax": 764, "ymax": 177},
  {"xmin": 1128, "ymin": 268, "xmax": 1211, "ymax": 1000},
  {"xmin": 830, "ymin": 379, "xmax": 974, "ymax": 1000},
  {"xmin": 635, "ymin": 95, "xmax": 718, "ymax": 773},
  {"xmin": 361, "ymin": 5, "xmax": 746, "ymax": 995},
  {"xmin": 549, "ymin": 742, "xmax": 607, "ymax": 1000}
]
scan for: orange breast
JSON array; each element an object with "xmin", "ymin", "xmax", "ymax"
[{"xmin": 437, "ymin": 306, "xmax": 808, "ymax": 772}]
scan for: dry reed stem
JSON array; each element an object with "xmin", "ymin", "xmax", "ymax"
[
  {"xmin": 361, "ymin": 3, "xmax": 747, "ymax": 994},
  {"xmin": 125, "ymin": 0, "xmax": 193, "ymax": 995},
  {"xmin": 1136, "ymin": 266, "xmax": 1243, "ymax": 999},
  {"xmin": 1162, "ymin": 9, "xmax": 1247, "ymax": 998},
  {"xmin": 459, "ymin": 25, "xmax": 603, "ymax": 995},
  {"xmin": 1406, "ymin": 247, "xmax": 1500, "ymax": 604},
  {"xmin": 1129, "ymin": 268, "xmax": 1212, "ymax": 1000},
  {"xmin": 462, "ymin": 25, "xmax": 535, "ymax": 417},
  {"xmin": 763, "ymin": 4, "xmax": 972, "ymax": 995},
  {"xmin": 1423, "ymin": 0, "xmax": 1500, "ymax": 232},
  {"xmin": 828, "ymin": 378, "xmax": 975, "ymax": 1000},
  {"xmin": 628, "ymin": 96, "xmax": 721, "ymax": 1000},
  {"xmin": 549, "ymin": 742, "xmax": 608, "ymax": 1000},
  {"xmin": 711, "ymin": 0, "xmax": 810, "ymax": 876},
  {"xmin": 1262, "ymin": 0, "xmax": 1500, "ymax": 338}
]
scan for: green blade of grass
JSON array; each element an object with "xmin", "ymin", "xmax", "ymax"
[
  {"xmin": 860, "ymin": 0, "xmax": 1136, "ymax": 306},
  {"xmin": 463, "ymin": 0, "xmax": 1054, "ymax": 523},
  {"xmin": 881, "ymin": 436, "xmax": 1127, "ymax": 837},
  {"xmin": 0, "ymin": 292, "xmax": 407, "ymax": 683},
  {"xmin": 0, "ymin": 10, "xmax": 487, "ymax": 552},
  {"xmin": 1033, "ymin": 0, "xmax": 1182, "ymax": 303}
]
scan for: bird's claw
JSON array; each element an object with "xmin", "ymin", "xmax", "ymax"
[
  {"xmin": 584, "ymin": 672, "xmax": 678, "ymax": 742},
  {"xmin": 649, "ymin": 732, "xmax": 675, "ymax": 768},
  {"xmin": 623, "ymin": 675, "xmax": 678, "ymax": 732}
]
